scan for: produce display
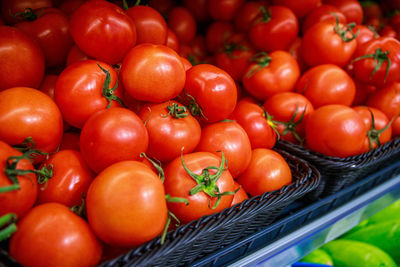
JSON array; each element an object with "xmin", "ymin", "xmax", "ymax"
[{"xmin": 1, "ymin": 0, "xmax": 400, "ymax": 266}]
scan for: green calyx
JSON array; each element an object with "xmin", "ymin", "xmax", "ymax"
[
  {"xmin": 0, "ymin": 213, "xmax": 17, "ymax": 242},
  {"xmin": 140, "ymin": 153, "xmax": 165, "ymax": 182},
  {"xmin": 97, "ymin": 63, "xmax": 126, "ymax": 108},
  {"xmin": 331, "ymin": 12, "xmax": 359, "ymax": 42},
  {"xmin": 256, "ymin": 6, "xmax": 271, "ymax": 24},
  {"xmin": 272, "ymin": 105, "xmax": 307, "ymax": 145},
  {"xmin": 182, "ymin": 92, "xmax": 208, "ymax": 120},
  {"xmin": 246, "ymin": 51, "xmax": 272, "ymax": 78},
  {"xmin": 180, "ymin": 149, "xmax": 238, "ymax": 210},
  {"xmin": 162, "ymin": 102, "xmax": 189, "ymax": 119},
  {"xmin": 161, "ymin": 195, "xmax": 189, "ymax": 245},
  {"xmin": 352, "ymin": 48, "xmax": 391, "ymax": 83},
  {"xmin": 10, "ymin": 7, "xmax": 44, "ymax": 21},
  {"xmin": 366, "ymin": 109, "xmax": 396, "ymax": 150}
]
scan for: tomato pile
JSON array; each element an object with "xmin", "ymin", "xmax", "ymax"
[{"xmin": 1, "ymin": 0, "xmax": 400, "ymax": 266}]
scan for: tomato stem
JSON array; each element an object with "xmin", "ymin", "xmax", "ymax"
[
  {"xmin": 140, "ymin": 153, "xmax": 165, "ymax": 182},
  {"xmin": 161, "ymin": 196, "xmax": 188, "ymax": 244},
  {"xmin": 256, "ymin": 6, "xmax": 271, "ymax": 24},
  {"xmin": 352, "ymin": 48, "xmax": 391, "ymax": 83},
  {"xmin": 9, "ymin": 7, "xmax": 44, "ymax": 21},
  {"xmin": 331, "ymin": 12, "xmax": 359, "ymax": 42},
  {"xmin": 97, "ymin": 63, "xmax": 126, "ymax": 108},
  {"xmin": 71, "ymin": 194, "xmax": 87, "ymax": 218},
  {"xmin": 366, "ymin": 109, "xmax": 398, "ymax": 150},
  {"xmin": 183, "ymin": 92, "xmax": 208, "ymax": 121},
  {"xmin": 0, "ymin": 213, "xmax": 17, "ymax": 242},
  {"xmin": 246, "ymin": 52, "xmax": 272, "ymax": 78},
  {"xmin": 272, "ymin": 105, "xmax": 307, "ymax": 145},
  {"xmin": 37, "ymin": 164, "xmax": 54, "ymax": 191},
  {"xmin": 162, "ymin": 102, "xmax": 189, "ymax": 119}
]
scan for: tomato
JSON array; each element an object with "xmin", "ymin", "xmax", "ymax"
[
  {"xmin": 164, "ymin": 152, "xmax": 236, "ymax": 224},
  {"xmin": 0, "ymin": 26, "xmax": 45, "ymax": 91},
  {"xmin": 236, "ymin": 149, "xmax": 292, "ymax": 196},
  {"xmin": 352, "ymin": 78, "xmax": 377, "ymax": 106},
  {"xmin": 58, "ymin": 0, "xmax": 87, "ymax": 17},
  {"xmin": 183, "ymin": 64, "xmax": 238, "ymax": 123},
  {"xmin": 0, "ymin": 141, "xmax": 37, "ymax": 218},
  {"xmin": 86, "ymin": 160, "xmax": 167, "ymax": 247},
  {"xmin": 80, "ymin": 107, "xmax": 148, "ymax": 173},
  {"xmin": 301, "ymin": 20, "xmax": 358, "ymax": 68},
  {"xmin": 59, "ymin": 131, "xmax": 81, "ymax": 151},
  {"xmin": 126, "ymin": 5, "xmax": 167, "ymax": 45},
  {"xmin": 180, "ymin": 56, "xmax": 193, "ymax": 71},
  {"xmin": 166, "ymin": 27, "xmax": 180, "ymax": 52},
  {"xmin": 69, "ymin": 0, "xmax": 136, "ymax": 65},
  {"xmin": 39, "ymin": 74, "xmax": 58, "ymax": 99},
  {"xmin": 65, "ymin": 44, "xmax": 92, "ymax": 66},
  {"xmin": 264, "ymin": 92, "xmax": 314, "ymax": 144},
  {"xmin": 271, "ymin": 0, "xmax": 321, "ymax": 19},
  {"xmin": 324, "ymin": 0, "xmax": 363, "ymax": 25},
  {"xmin": 0, "ymin": 87, "xmax": 63, "ymax": 154},
  {"xmin": 183, "ymin": 0, "xmax": 209, "ymax": 22},
  {"xmin": 233, "ymin": 0, "xmax": 269, "ymax": 32},
  {"xmin": 301, "ymin": 4, "xmax": 347, "ymax": 34},
  {"xmin": 295, "ymin": 64, "xmax": 356, "ymax": 108},
  {"xmin": 366, "ymin": 82, "xmax": 400, "ymax": 136},
  {"xmin": 353, "ymin": 106, "xmax": 392, "ymax": 153},
  {"xmin": 352, "ymin": 37, "xmax": 400, "ymax": 87},
  {"xmin": 195, "ymin": 121, "xmax": 252, "ymax": 178},
  {"xmin": 379, "ymin": 25, "xmax": 398, "ymax": 39},
  {"xmin": 205, "ymin": 21, "xmax": 234, "ymax": 54},
  {"xmin": 138, "ymin": 101, "xmax": 201, "ymax": 163},
  {"xmin": 14, "ymin": 8, "xmax": 73, "ymax": 68},
  {"xmin": 207, "ymin": 0, "xmax": 245, "ymax": 22},
  {"xmin": 353, "ymin": 24, "xmax": 379, "ymax": 47},
  {"xmin": 1, "ymin": 0, "xmax": 52, "ymax": 25},
  {"xmin": 36, "ymin": 150, "xmax": 95, "ymax": 207},
  {"xmin": 249, "ymin": 5, "xmax": 299, "ymax": 52},
  {"xmin": 55, "ymin": 60, "xmax": 123, "ymax": 128},
  {"xmin": 230, "ymin": 181, "xmax": 248, "ymax": 206},
  {"xmin": 167, "ymin": 7, "xmax": 197, "ymax": 44},
  {"xmin": 229, "ymin": 97, "xmax": 277, "ymax": 149},
  {"xmin": 362, "ymin": 1, "xmax": 383, "ymax": 28},
  {"xmin": 288, "ymin": 37, "xmax": 307, "ymax": 73},
  {"xmin": 242, "ymin": 50, "xmax": 300, "ymax": 101},
  {"xmin": 9, "ymin": 203, "xmax": 102, "ymax": 267},
  {"xmin": 121, "ymin": 43, "xmax": 186, "ymax": 103},
  {"xmin": 305, "ymin": 104, "xmax": 367, "ymax": 157}
]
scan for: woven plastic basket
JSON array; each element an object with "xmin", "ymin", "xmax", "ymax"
[{"xmin": 275, "ymin": 138, "xmax": 400, "ymax": 200}]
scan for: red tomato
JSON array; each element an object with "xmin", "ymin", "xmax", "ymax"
[
  {"xmin": 69, "ymin": 0, "xmax": 136, "ymax": 65},
  {"xmin": 14, "ymin": 8, "xmax": 73, "ymax": 67},
  {"xmin": 59, "ymin": 131, "xmax": 81, "ymax": 151},
  {"xmin": 242, "ymin": 51, "xmax": 300, "ymax": 101},
  {"xmin": 353, "ymin": 24, "xmax": 379, "ymax": 47},
  {"xmin": 352, "ymin": 37, "xmax": 400, "ymax": 87},
  {"xmin": 301, "ymin": 4, "xmax": 347, "ymax": 34},
  {"xmin": 164, "ymin": 152, "xmax": 236, "ymax": 224},
  {"xmin": 183, "ymin": 64, "xmax": 238, "ymax": 123},
  {"xmin": 295, "ymin": 64, "xmax": 356, "ymax": 108},
  {"xmin": 167, "ymin": 7, "xmax": 197, "ymax": 44},
  {"xmin": 183, "ymin": 0, "xmax": 209, "ymax": 22},
  {"xmin": 205, "ymin": 21, "xmax": 234, "ymax": 54},
  {"xmin": 80, "ymin": 107, "xmax": 148, "ymax": 173},
  {"xmin": 65, "ymin": 44, "xmax": 92, "ymax": 66},
  {"xmin": 233, "ymin": 0, "xmax": 269, "ymax": 32},
  {"xmin": 0, "ymin": 26, "xmax": 45, "ymax": 91},
  {"xmin": 230, "ymin": 181, "xmax": 249, "ymax": 206},
  {"xmin": 249, "ymin": 5, "xmax": 299, "ymax": 52},
  {"xmin": 138, "ymin": 101, "xmax": 201, "ymax": 163},
  {"xmin": 353, "ymin": 106, "xmax": 392, "ymax": 153},
  {"xmin": 236, "ymin": 149, "xmax": 292, "ymax": 196},
  {"xmin": 148, "ymin": 0, "xmax": 174, "ymax": 15},
  {"xmin": 264, "ymin": 92, "xmax": 314, "ymax": 144},
  {"xmin": 36, "ymin": 150, "xmax": 95, "ymax": 207},
  {"xmin": 0, "ymin": 87, "xmax": 63, "ymax": 154},
  {"xmin": 271, "ymin": 0, "xmax": 321, "ymax": 19},
  {"xmin": 366, "ymin": 82, "xmax": 400, "ymax": 136},
  {"xmin": 39, "ymin": 74, "xmax": 58, "ymax": 99},
  {"xmin": 305, "ymin": 104, "xmax": 367, "ymax": 157},
  {"xmin": 301, "ymin": 20, "xmax": 358, "ymax": 68},
  {"xmin": 9, "ymin": 203, "xmax": 102, "ymax": 267},
  {"xmin": 126, "ymin": 5, "xmax": 167, "ymax": 45},
  {"xmin": 86, "ymin": 160, "xmax": 167, "ymax": 247},
  {"xmin": 58, "ymin": 0, "xmax": 87, "ymax": 17},
  {"xmin": 1, "ymin": 0, "xmax": 52, "ymax": 25},
  {"xmin": 352, "ymin": 78, "xmax": 377, "ymax": 106},
  {"xmin": 180, "ymin": 56, "xmax": 193, "ymax": 71},
  {"xmin": 195, "ymin": 121, "xmax": 252, "ymax": 178},
  {"xmin": 324, "ymin": 0, "xmax": 363, "ymax": 25},
  {"xmin": 208, "ymin": 0, "xmax": 245, "ymax": 22},
  {"xmin": 0, "ymin": 141, "xmax": 37, "ymax": 218},
  {"xmin": 121, "ymin": 43, "xmax": 186, "ymax": 103},
  {"xmin": 229, "ymin": 97, "xmax": 278, "ymax": 149},
  {"xmin": 166, "ymin": 27, "xmax": 180, "ymax": 52}
]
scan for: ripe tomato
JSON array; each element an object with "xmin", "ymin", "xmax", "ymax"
[
  {"xmin": 164, "ymin": 152, "xmax": 236, "ymax": 224},
  {"xmin": 66, "ymin": 44, "xmax": 92, "ymax": 66},
  {"xmin": 86, "ymin": 160, "xmax": 168, "ymax": 247},
  {"xmin": 121, "ymin": 43, "xmax": 186, "ymax": 103},
  {"xmin": 55, "ymin": 60, "xmax": 123, "ymax": 128},
  {"xmin": 0, "ymin": 87, "xmax": 63, "ymax": 154},
  {"xmin": 1, "ymin": 0, "xmax": 52, "ymax": 25},
  {"xmin": 305, "ymin": 104, "xmax": 367, "ymax": 157},
  {"xmin": 264, "ymin": 92, "xmax": 314, "ymax": 144},
  {"xmin": 230, "ymin": 181, "xmax": 249, "ymax": 206},
  {"xmin": 301, "ymin": 5, "xmax": 347, "ymax": 34},
  {"xmin": 207, "ymin": 0, "xmax": 245, "ymax": 22},
  {"xmin": 352, "ymin": 78, "xmax": 377, "ymax": 106},
  {"xmin": 229, "ymin": 97, "xmax": 277, "ymax": 149},
  {"xmin": 59, "ymin": 131, "xmax": 81, "ymax": 151},
  {"xmin": 324, "ymin": 0, "xmax": 363, "ymax": 25},
  {"xmin": 183, "ymin": 0, "xmax": 210, "ymax": 22},
  {"xmin": 242, "ymin": 50, "xmax": 300, "ymax": 101},
  {"xmin": 205, "ymin": 21, "xmax": 234, "ymax": 54},
  {"xmin": 80, "ymin": 107, "xmax": 148, "ymax": 173},
  {"xmin": 138, "ymin": 101, "xmax": 201, "ymax": 163},
  {"xmin": 36, "ymin": 150, "xmax": 95, "ymax": 207},
  {"xmin": 167, "ymin": 6, "xmax": 197, "ymax": 44},
  {"xmin": 195, "ymin": 120, "xmax": 252, "ymax": 178},
  {"xmin": 0, "ymin": 26, "xmax": 45, "ymax": 91},
  {"xmin": 9, "ymin": 203, "xmax": 102, "ymax": 267},
  {"xmin": 126, "ymin": 5, "xmax": 167, "ymax": 45},
  {"xmin": 183, "ymin": 64, "xmax": 238, "ymax": 123},
  {"xmin": 14, "ymin": 7, "xmax": 73, "ymax": 67},
  {"xmin": 233, "ymin": 0, "xmax": 269, "ymax": 32},
  {"xmin": 236, "ymin": 149, "xmax": 292, "ymax": 196},
  {"xmin": 353, "ymin": 106, "xmax": 392, "ymax": 153},
  {"xmin": 295, "ymin": 64, "xmax": 356, "ymax": 108},
  {"xmin": 271, "ymin": 0, "xmax": 321, "ymax": 19},
  {"xmin": 353, "ymin": 24, "xmax": 379, "ymax": 47},
  {"xmin": 166, "ymin": 27, "xmax": 180, "ymax": 52},
  {"xmin": 39, "ymin": 74, "xmax": 58, "ymax": 99},
  {"xmin": 0, "ymin": 141, "xmax": 37, "ymax": 218},
  {"xmin": 69, "ymin": 0, "xmax": 136, "ymax": 65}
]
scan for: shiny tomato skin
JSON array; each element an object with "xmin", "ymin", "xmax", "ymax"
[
  {"xmin": 86, "ymin": 160, "xmax": 168, "ymax": 247},
  {"xmin": 138, "ymin": 101, "xmax": 201, "ymax": 163},
  {"xmin": 230, "ymin": 181, "xmax": 249, "ymax": 206},
  {"xmin": 305, "ymin": 104, "xmax": 367, "ymax": 157},
  {"xmin": 324, "ymin": 0, "xmax": 363, "ymax": 25},
  {"xmin": 167, "ymin": 7, "xmax": 197, "ymax": 44},
  {"xmin": 0, "ymin": 87, "xmax": 63, "ymax": 153},
  {"xmin": 36, "ymin": 150, "xmax": 95, "ymax": 207},
  {"xmin": 195, "ymin": 121, "xmax": 252, "ymax": 178},
  {"xmin": 9, "ymin": 203, "xmax": 102, "ymax": 267},
  {"xmin": 0, "ymin": 141, "xmax": 37, "ymax": 218},
  {"xmin": 80, "ymin": 107, "xmax": 149, "ymax": 174},
  {"xmin": 353, "ymin": 24, "xmax": 379, "ymax": 47},
  {"xmin": 55, "ymin": 60, "xmax": 123, "ymax": 128},
  {"xmin": 0, "ymin": 26, "xmax": 45, "ymax": 91},
  {"xmin": 236, "ymin": 148, "xmax": 292, "ymax": 196},
  {"xmin": 121, "ymin": 43, "xmax": 186, "ymax": 103},
  {"xmin": 295, "ymin": 64, "xmax": 356, "ymax": 108},
  {"xmin": 233, "ymin": 1, "xmax": 269, "ymax": 32},
  {"xmin": 69, "ymin": 0, "xmax": 136, "ymax": 65},
  {"xmin": 301, "ymin": 4, "xmax": 347, "ymax": 34}
]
